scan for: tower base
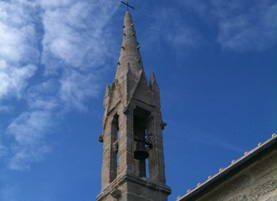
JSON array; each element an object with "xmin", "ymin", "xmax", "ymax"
[{"xmin": 97, "ymin": 173, "xmax": 171, "ymax": 201}]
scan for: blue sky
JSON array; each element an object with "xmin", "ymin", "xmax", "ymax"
[{"xmin": 0, "ymin": 0, "xmax": 276, "ymax": 200}]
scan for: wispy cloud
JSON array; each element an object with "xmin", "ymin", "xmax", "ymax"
[
  {"xmin": 180, "ymin": 0, "xmax": 277, "ymax": 52},
  {"xmin": 0, "ymin": 0, "xmax": 119, "ymax": 171},
  {"xmin": 0, "ymin": 105, "xmax": 13, "ymax": 113},
  {"xmin": 59, "ymin": 69, "xmax": 100, "ymax": 111},
  {"xmin": 213, "ymin": 0, "xmax": 277, "ymax": 52},
  {"xmin": 39, "ymin": 0, "xmax": 119, "ymax": 112},
  {"xmin": 167, "ymin": 121, "xmax": 244, "ymax": 154},
  {"xmin": 7, "ymin": 111, "xmax": 53, "ymax": 170},
  {"xmin": 0, "ymin": 138, "xmax": 7, "ymax": 158},
  {"xmin": 41, "ymin": 0, "xmax": 118, "ymax": 71},
  {"xmin": 192, "ymin": 134, "xmax": 244, "ymax": 154},
  {"xmin": 0, "ymin": 1, "xmax": 39, "ymax": 99},
  {"xmin": 41, "ymin": 1, "xmax": 92, "ymax": 69},
  {"xmin": 145, "ymin": 8, "xmax": 203, "ymax": 53},
  {"xmin": 0, "ymin": 183, "xmax": 18, "ymax": 201}
]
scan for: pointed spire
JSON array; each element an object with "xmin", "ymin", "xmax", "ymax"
[
  {"xmin": 115, "ymin": 11, "xmax": 144, "ymax": 82},
  {"xmin": 150, "ymin": 72, "xmax": 161, "ymax": 108}
]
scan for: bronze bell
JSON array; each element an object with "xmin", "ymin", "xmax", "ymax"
[{"xmin": 134, "ymin": 141, "xmax": 149, "ymax": 160}]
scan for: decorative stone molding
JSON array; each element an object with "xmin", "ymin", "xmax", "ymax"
[
  {"xmin": 99, "ymin": 134, "xmax": 103, "ymax": 143},
  {"xmin": 111, "ymin": 188, "xmax": 121, "ymax": 199},
  {"xmin": 160, "ymin": 122, "xmax": 167, "ymax": 130}
]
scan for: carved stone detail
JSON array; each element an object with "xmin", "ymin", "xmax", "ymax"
[{"xmin": 111, "ymin": 188, "xmax": 121, "ymax": 199}]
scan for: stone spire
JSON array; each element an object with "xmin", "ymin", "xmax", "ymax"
[
  {"xmin": 115, "ymin": 11, "xmax": 144, "ymax": 82},
  {"xmin": 111, "ymin": 11, "xmax": 153, "ymax": 108}
]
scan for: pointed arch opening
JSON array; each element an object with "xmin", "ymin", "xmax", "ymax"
[
  {"xmin": 133, "ymin": 106, "xmax": 153, "ymax": 178},
  {"xmin": 110, "ymin": 113, "xmax": 119, "ymax": 182}
]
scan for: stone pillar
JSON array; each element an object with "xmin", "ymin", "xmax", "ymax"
[{"xmin": 117, "ymin": 108, "xmax": 135, "ymax": 176}]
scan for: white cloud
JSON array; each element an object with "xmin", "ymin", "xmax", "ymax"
[
  {"xmin": 0, "ymin": 1, "xmax": 39, "ymax": 99},
  {"xmin": 145, "ymin": 8, "xmax": 203, "ymax": 52},
  {"xmin": 40, "ymin": 0, "xmax": 73, "ymax": 7},
  {"xmin": 0, "ymin": 105, "xmax": 13, "ymax": 113},
  {"xmin": 59, "ymin": 69, "xmax": 100, "ymax": 111},
  {"xmin": 8, "ymin": 111, "xmax": 51, "ymax": 146},
  {"xmin": 38, "ymin": 0, "xmax": 119, "ymax": 112},
  {"xmin": 26, "ymin": 79, "xmax": 60, "ymax": 110},
  {"xmin": 1, "ymin": 0, "xmax": 119, "ymax": 171},
  {"xmin": 9, "ymin": 145, "xmax": 51, "ymax": 170},
  {"xmin": 7, "ymin": 111, "xmax": 53, "ymax": 170},
  {"xmin": 179, "ymin": 0, "xmax": 277, "ymax": 52},
  {"xmin": 41, "ymin": 2, "xmax": 90, "ymax": 68},
  {"xmin": 180, "ymin": 0, "xmax": 209, "ymax": 18},
  {"xmin": 0, "ymin": 63, "xmax": 37, "ymax": 98},
  {"xmin": 41, "ymin": 0, "xmax": 118, "ymax": 72},
  {"xmin": 166, "ymin": 25, "xmax": 202, "ymax": 49},
  {"xmin": 216, "ymin": 1, "xmax": 277, "ymax": 52}
]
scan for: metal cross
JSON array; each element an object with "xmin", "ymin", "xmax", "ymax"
[{"xmin": 121, "ymin": 0, "xmax": 134, "ymax": 11}]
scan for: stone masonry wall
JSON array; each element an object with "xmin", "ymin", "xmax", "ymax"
[{"xmin": 194, "ymin": 149, "xmax": 277, "ymax": 201}]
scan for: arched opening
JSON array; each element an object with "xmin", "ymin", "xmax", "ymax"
[
  {"xmin": 133, "ymin": 106, "xmax": 153, "ymax": 178},
  {"xmin": 110, "ymin": 113, "xmax": 119, "ymax": 182}
]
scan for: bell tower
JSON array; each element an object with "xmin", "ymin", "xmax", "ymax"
[{"xmin": 97, "ymin": 10, "xmax": 171, "ymax": 201}]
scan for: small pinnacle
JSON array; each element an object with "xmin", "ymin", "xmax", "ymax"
[
  {"xmin": 232, "ymin": 160, "xmax": 235, "ymax": 164},
  {"xmin": 208, "ymin": 176, "xmax": 211, "ymax": 179},
  {"xmin": 117, "ymin": 61, "xmax": 120, "ymax": 65},
  {"xmin": 258, "ymin": 143, "xmax": 261, "ymax": 146},
  {"xmin": 121, "ymin": 46, "xmax": 125, "ymax": 49},
  {"xmin": 219, "ymin": 168, "xmax": 223, "ymax": 172},
  {"xmin": 272, "ymin": 133, "xmax": 277, "ymax": 137},
  {"xmin": 131, "ymin": 23, "xmax": 134, "ymax": 26},
  {"xmin": 244, "ymin": 152, "xmax": 248, "ymax": 155},
  {"xmin": 197, "ymin": 183, "xmax": 201, "ymax": 186},
  {"xmin": 187, "ymin": 189, "xmax": 190, "ymax": 193}
]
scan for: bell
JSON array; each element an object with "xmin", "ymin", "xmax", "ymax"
[{"xmin": 134, "ymin": 141, "xmax": 149, "ymax": 160}]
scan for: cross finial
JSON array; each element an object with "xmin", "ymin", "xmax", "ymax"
[{"xmin": 121, "ymin": 0, "xmax": 134, "ymax": 11}]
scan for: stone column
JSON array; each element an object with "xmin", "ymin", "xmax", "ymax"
[{"xmin": 117, "ymin": 107, "xmax": 135, "ymax": 176}]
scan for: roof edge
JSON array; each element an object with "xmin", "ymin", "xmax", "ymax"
[{"xmin": 177, "ymin": 134, "xmax": 277, "ymax": 201}]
